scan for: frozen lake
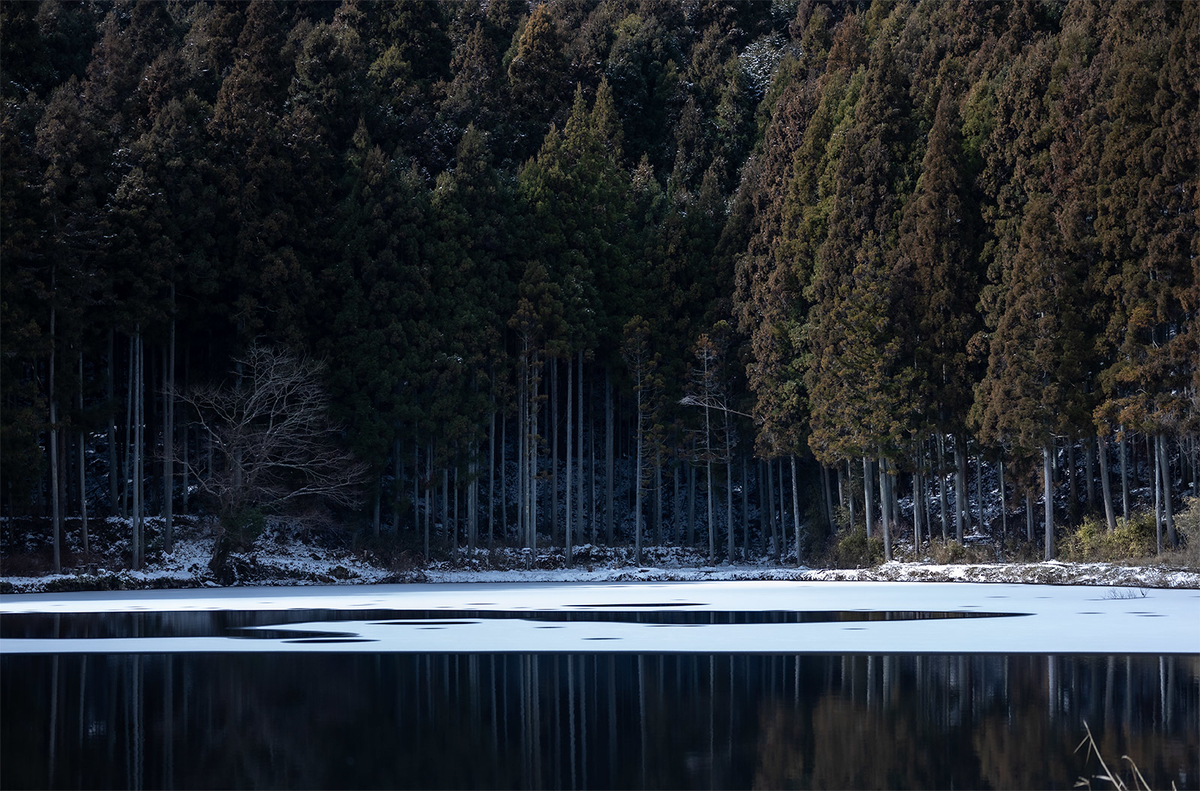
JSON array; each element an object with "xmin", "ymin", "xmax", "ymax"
[
  {"xmin": 3, "ymin": 580, "xmax": 1199, "ymax": 654},
  {"xmin": 2, "ymin": 581, "xmax": 1198, "ymax": 789}
]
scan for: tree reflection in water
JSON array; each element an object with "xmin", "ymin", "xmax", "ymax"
[{"xmin": 2, "ymin": 652, "xmax": 1197, "ymax": 789}]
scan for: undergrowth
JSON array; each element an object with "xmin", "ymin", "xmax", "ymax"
[{"xmin": 1061, "ymin": 514, "xmax": 1157, "ymax": 563}]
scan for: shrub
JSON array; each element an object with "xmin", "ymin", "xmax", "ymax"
[
  {"xmin": 927, "ymin": 539, "xmax": 993, "ymax": 565},
  {"xmin": 1061, "ymin": 514, "xmax": 1156, "ymax": 562},
  {"xmin": 825, "ymin": 527, "xmax": 884, "ymax": 568}
]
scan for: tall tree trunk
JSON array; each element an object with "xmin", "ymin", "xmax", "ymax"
[
  {"xmin": 107, "ymin": 329, "xmax": 118, "ymax": 517},
  {"xmin": 605, "ymin": 370, "xmax": 613, "ymax": 546},
  {"xmin": 670, "ymin": 461, "xmax": 680, "ymax": 544},
  {"xmin": 879, "ymin": 455, "xmax": 892, "ymax": 562},
  {"xmin": 49, "ymin": 285, "xmax": 61, "ymax": 573},
  {"xmin": 78, "ymin": 352, "xmax": 89, "ymax": 556},
  {"xmin": 863, "ymin": 457, "xmax": 874, "ymax": 539},
  {"xmin": 134, "ymin": 330, "xmax": 145, "ymax": 570},
  {"xmin": 1098, "ymin": 435, "xmax": 1117, "ymax": 532},
  {"xmin": 954, "ymin": 437, "xmax": 967, "ymax": 541},
  {"xmin": 654, "ymin": 450, "xmax": 662, "ymax": 546},
  {"xmin": 847, "ymin": 459, "xmax": 856, "ymax": 532},
  {"xmin": 442, "ymin": 467, "xmax": 450, "ymax": 552},
  {"xmin": 1043, "ymin": 442, "xmax": 1054, "ymax": 562},
  {"xmin": 741, "ymin": 456, "xmax": 749, "ymax": 557},
  {"xmin": 1119, "ymin": 429, "xmax": 1130, "ymax": 523},
  {"xmin": 779, "ymin": 460, "xmax": 790, "ymax": 559},
  {"xmin": 1084, "ymin": 437, "xmax": 1096, "ymax": 509},
  {"xmin": 393, "ymin": 437, "xmax": 403, "ymax": 534},
  {"xmin": 790, "ymin": 456, "xmax": 801, "ymax": 566},
  {"xmin": 1025, "ymin": 491, "xmax": 1034, "ymax": 543},
  {"xmin": 768, "ymin": 460, "xmax": 780, "ymax": 565},
  {"xmin": 726, "ymin": 459, "xmax": 734, "ymax": 563},
  {"xmin": 1066, "ymin": 442, "xmax": 1078, "ymax": 526},
  {"xmin": 163, "ymin": 317, "xmax": 175, "ymax": 553},
  {"xmin": 998, "ymin": 458, "xmax": 1007, "ymax": 543},
  {"xmin": 1159, "ymin": 434, "xmax": 1176, "ymax": 548},
  {"xmin": 837, "ymin": 462, "xmax": 845, "ymax": 511},
  {"xmin": 706, "ymin": 458, "xmax": 715, "ymax": 563},
  {"xmin": 123, "ymin": 337, "xmax": 134, "ymax": 520},
  {"xmin": 424, "ymin": 441, "xmax": 432, "ymax": 560},
  {"xmin": 634, "ymin": 387, "xmax": 643, "ymax": 566},
  {"xmin": 913, "ymin": 469, "xmax": 923, "ymax": 546},
  {"xmin": 372, "ymin": 482, "xmax": 381, "ymax": 540},
  {"xmin": 1154, "ymin": 435, "xmax": 1163, "ymax": 554},
  {"xmin": 588, "ymin": 366, "xmax": 596, "ymax": 544},
  {"xmin": 551, "ymin": 357, "xmax": 559, "ymax": 547},
  {"xmin": 565, "ymin": 357, "xmax": 573, "ymax": 565},
  {"xmin": 577, "ymin": 352, "xmax": 584, "ymax": 547},
  {"xmin": 451, "ymin": 466, "xmax": 459, "ymax": 557},
  {"xmin": 519, "ymin": 369, "xmax": 527, "ymax": 547},
  {"xmin": 488, "ymin": 407, "xmax": 495, "ymax": 549},
  {"xmin": 975, "ymin": 451, "xmax": 984, "ymax": 535},
  {"xmin": 936, "ymin": 433, "xmax": 948, "ymax": 540},
  {"xmin": 821, "ymin": 465, "xmax": 834, "ymax": 535},
  {"xmin": 529, "ymin": 355, "xmax": 539, "ymax": 552},
  {"xmin": 500, "ymin": 413, "xmax": 507, "ymax": 542},
  {"xmin": 687, "ymin": 463, "xmax": 696, "ymax": 546}
]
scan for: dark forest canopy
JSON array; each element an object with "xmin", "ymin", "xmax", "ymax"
[{"xmin": 1, "ymin": 0, "xmax": 1196, "ymax": 571}]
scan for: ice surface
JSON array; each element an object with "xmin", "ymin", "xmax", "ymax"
[{"xmin": 2, "ymin": 580, "xmax": 1197, "ymax": 654}]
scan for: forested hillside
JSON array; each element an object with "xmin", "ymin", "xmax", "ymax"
[{"xmin": 2, "ymin": 0, "xmax": 1196, "ymax": 574}]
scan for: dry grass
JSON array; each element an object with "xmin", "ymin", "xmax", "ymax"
[{"xmin": 1074, "ymin": 721, "xmax": 1167, "ymax": 791}]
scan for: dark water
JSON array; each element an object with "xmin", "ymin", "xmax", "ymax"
[
  {"xmin": 2, "ymin": 644, "xmax": 1196, "ymax": 790},
  {"xmin": 0, "ymin": 607, "xmax": 1025, "ymax": 641}
]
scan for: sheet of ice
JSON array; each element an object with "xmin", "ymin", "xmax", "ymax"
[{"xmin": 3, "ymin": 581, "xmax": 1198, "ymax": 654}]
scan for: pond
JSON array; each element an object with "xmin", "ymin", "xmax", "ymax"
[{"xmin": 2, "ymin": 582, "xmax": 1198, "ymax": 789}]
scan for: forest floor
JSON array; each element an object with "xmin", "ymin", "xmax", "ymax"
[{"xmin": 2, "ymin": 515, "xmax": 1198, "ymax": 593}]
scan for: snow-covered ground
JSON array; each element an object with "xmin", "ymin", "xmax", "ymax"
[
  {"xmin": 3, "ymin": 516, "xmax": 1198, "ymax": 593},
  {"xmin": 3, "ymin": 580, "xmax": 1198, "ymax": 655}
]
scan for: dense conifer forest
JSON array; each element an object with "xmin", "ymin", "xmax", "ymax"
[{"xmin": 2, "ymin": 0, "xmax": 1196, "ymax": 574}]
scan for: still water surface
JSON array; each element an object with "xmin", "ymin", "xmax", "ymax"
[{"xmin": 1, "ymin": 608, "xmax": 1196, "ymax": 789}]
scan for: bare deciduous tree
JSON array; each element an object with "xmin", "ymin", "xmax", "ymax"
[{"xmin": 176, "ymin": 345, "xmax": 367, "ymax": 554}]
